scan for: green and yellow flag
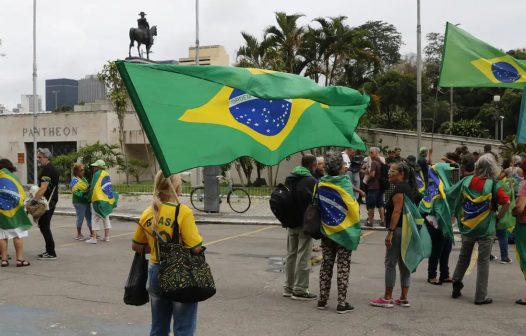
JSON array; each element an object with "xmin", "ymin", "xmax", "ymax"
[
  {"xmin": 116, "ymin": 62, "xmax": 369, "ymax": 175},
  {"xmin": 515, "ymin": 224, "xmax": 526, "ymax": 280},
  {"xmin": 0, "ymin": 168, "xmax": 32, "ymax": 230},
  {"xmin": 402, "ymin": 196, "xmax": 432, "ymax": 273},
  {"xmin": 318, "ymin": 175, "xmax": 361, "ymax": 251},
  {"xmin": 439, "ymin": 22, "xmax": 526, "ymax": 89},
  {"xmin": 90, "ymin": 169, "xmax": 118, "ymax": 218}
]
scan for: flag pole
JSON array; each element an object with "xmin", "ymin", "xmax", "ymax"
[
  {"xmin": 194, "ymin": 0, "xmax": 201, "ymax": 186},
  {"xmin": 416, "ymin": 0, "xmax": 422, "ymax": 156},
  {"xmin": 32, "ymin": 0, "xmax": 38, "ymax": 183}
]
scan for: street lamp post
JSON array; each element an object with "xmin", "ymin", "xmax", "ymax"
[
  {"xmin": 500, "ymin": 115, "xmax": 505, "ymax": 141},
  {"xmin": 32, "ymin": 0, "xmax": 38, "ymax": 183},
  {"xmin": 416, "ymin": 0, "xmax": 422, "ymax": 155},
  {"xmin": 494, "ymin": 95, "xmax": 500, "ymax": 140}
]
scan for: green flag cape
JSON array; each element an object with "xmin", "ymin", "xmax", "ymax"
[
  {"xmin": 515, "ymin": 224, "xmax": 526, "ymax": 280},
  {"xmin": 418, "ymin": 163, "xmax": 455, "ymax": 241},
  {"xmin": 402, "ymin": 196, "xmax": 432, "ymax": 273},
  {"xmin": 318, "ymin": 175, "xmax": 361, "ymax": 251},
  {"xmin": 116, "ymin": 61, "xmax": 369, "ymax": 175},
  {"xmin": 496, "ymin": 177, "xmax": 516, "ymax": 232},
  {"xmin": 0, "ymin": 168, "xmax": 32, "ymax": 230},
  {"xmin": 447, "ymin": 176, "xmax": 497, "ymax": 238},
  {"xmin": 439, "ymin": 22, "xmax": 526, "ymax": 89},
  {"xmin": 90, "ymin": 169, "xmax": 118, "ymax": 218}
]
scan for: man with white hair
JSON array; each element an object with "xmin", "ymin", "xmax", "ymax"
[{"xmin": 33, "ymin": 148, "xmax": 59, "ymax": 260}]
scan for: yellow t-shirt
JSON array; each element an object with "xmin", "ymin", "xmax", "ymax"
[{"xmin": 132, "ymin": 203, "xmax": 203, "ymax": 263}]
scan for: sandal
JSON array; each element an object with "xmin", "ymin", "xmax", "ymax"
[
  {"xmin": 1, "ymin": 260, "xmax": 8, "ymax": 267},
  {"xmin": 16, "ymin": 259, "xmax": 30, "ymax": 267},
  {"xmin": 427, "ymin": 277, "xmax": 441, "ymax": 285}
]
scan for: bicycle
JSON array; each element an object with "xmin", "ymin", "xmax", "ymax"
[{"xmin": 190, "ymin": 174, "xmax": 251, "ymax": 213}]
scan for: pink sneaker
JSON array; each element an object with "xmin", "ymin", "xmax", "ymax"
[
  {"xmin": 369, "ymin": 297, "xmax": 394, "ymax": 308},
  {"xmin": 395, "ymin": 297, "xmax": 411, "ymax": 307}
]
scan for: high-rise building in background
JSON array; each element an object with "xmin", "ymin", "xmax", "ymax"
[
  {"xmin": 45, "ymin": 78, "xmax": 78, "ymax": 111},
  {"xmin": 78, "ymin": 75, "xmax": 106, "ymax": 104},
  {"xmin": 20, "ymin": 94, "xmax": 42, "ymax": 112}
]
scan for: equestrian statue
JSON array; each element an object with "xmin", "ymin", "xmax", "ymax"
[{"xmin": 129, "ymin": 11, "xmax": 157, "ymax": 60}]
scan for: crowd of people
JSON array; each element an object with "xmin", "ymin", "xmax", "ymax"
[{"xmin": 281, "ymin": 144, "xmax": 526, "ymax": 314}]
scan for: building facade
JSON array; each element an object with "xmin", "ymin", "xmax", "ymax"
[
  {"xmin": 20, "ymin": 94, "xmax": 42, "ymax": 113},
  {"xmin": 78, "ymin": 75, "xmax": 107, "ymax": 104},
  {"xmin": 45, "ymin": 78, "xmax": 79, "ymax": 111},
  {"xmin": 178, "ymin": 45, "xmax": 229, "ymax": 66}
]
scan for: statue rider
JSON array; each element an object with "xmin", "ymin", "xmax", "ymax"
[{"xmin": 137, "ymin": 11, "xmax": 150, "ymax": 40}]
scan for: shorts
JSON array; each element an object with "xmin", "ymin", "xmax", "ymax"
[
  {"xmin": 91, "ymin": 205, "xmax": 112, "ymax": 231},
  {"xmin": 0, "ymin": 228, "xmax": 29, "ymax": 239},
  {"xmin": 366, "ymin": 189, "xmax": 384, "ymax": 209}
]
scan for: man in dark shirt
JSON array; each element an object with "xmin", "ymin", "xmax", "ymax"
[
  {"xmin": 282, "ymin": 154, "xmax": 318, "ymax": 301},
  {"xmin": 34, "ymin": 148, "xmax": 59, "ymax": 259},
  {"xmin": 365, "ymin": 147, "xmax": 385, "ymax": 227}
]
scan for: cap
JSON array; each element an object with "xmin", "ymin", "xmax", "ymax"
[{"xmin": 90, "ymin": 159, "xmax": 107, "ymax": 168}]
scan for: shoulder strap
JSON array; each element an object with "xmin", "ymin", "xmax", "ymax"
[
  {"xmin": 491, "ymin": 179, "xmax": 499, "ymax": 211},
  {"xmin": 169, "ymin": 204, "xmax": 181, "ymax": 244}
]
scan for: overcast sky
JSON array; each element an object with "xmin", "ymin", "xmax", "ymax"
[{"xmin": 1, "ymin": 0, "xmax": 525, "ymax": 110}]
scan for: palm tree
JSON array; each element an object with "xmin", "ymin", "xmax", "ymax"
[
  {"xmin": 264, "ymin": 12, "xmax": 305, "ymax": 74},
  {"xmin": 236, "ymin": 32, "xmax": 282, "ymax": 70}
]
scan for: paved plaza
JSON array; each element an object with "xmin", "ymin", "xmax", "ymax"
[{"xmin": 1, "ymin": 214, "xmax": 525, "ymax": 336}]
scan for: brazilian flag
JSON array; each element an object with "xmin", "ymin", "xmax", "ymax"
[
  {"xmin": 0, "ymin": 168, "xmax": 32, "ymax": 230},
  {"xmin": 415, "ymin": 169, "xmax": 426, "ymax": 195},
  {"xmin": 90, "ymin": 169, "xmax": 118, "ymax": 217},
  {"xmin": 318, "ymin": 175, "xmax": 361, "ymax": 251},
  {"xmin": 439, "ymin": 22, "xmax": 526, "ymax": 89},
  {"xmin": 447, "ymin": 176, "xmax": 497, "ymax": 238},
  {"xmin": 496, "ymin": 177, "xmax": 516, "ymax": 232},
  {"xmin": 418, "ymin": 163, "xmax": 455, "ymax": 241},
  {"xmin": 402, "ymin": 196, "xmax": 432, "ymax": 273},
  {"xmin": 516, "ymin": 224, "xmax": 526, "ymax": 280},
  {"xmin": 116, "ymin": 61, "xmax": 369, "ymax": 175}
]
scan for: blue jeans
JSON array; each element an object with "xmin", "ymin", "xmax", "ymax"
[
  {"xmin": 73, "ymin": 202, "xmax": 92, "ymax": 230},
  {"xmin": 496, "ymin": 229, "xmax": 508, "ymax": 259},
  {"xmin": 147, "ymin": 263, "xmax": 198, "ymax": 336}
]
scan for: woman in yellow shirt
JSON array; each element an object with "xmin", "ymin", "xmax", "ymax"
[{"xmin": 132, "ymin": 172, "xmax": 202, "ymax": 336}]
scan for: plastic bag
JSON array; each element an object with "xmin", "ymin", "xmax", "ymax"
[{"xmin": 123, "ymin": 252, "xmax": 149, "ymax": 306}]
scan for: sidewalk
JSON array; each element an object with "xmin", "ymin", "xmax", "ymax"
[{"xmin": 55, "ymin": 193, "xmax": 388, "ymax": 228}]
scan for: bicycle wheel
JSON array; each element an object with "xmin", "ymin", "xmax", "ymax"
[
  {"xmin": 227, "ymin": 188, "xmax": 251, "ymax": 213},
  {"xmin": 190, "ymin": 187, "xmax": 205, "ymax": 212}
]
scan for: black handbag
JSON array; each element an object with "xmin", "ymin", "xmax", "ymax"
[
  {"xmin": 123, "ymin": 251, "xmax": 150, "ymax": 306},
  {"xmin": 303, "ymin": 184, "xmax": 323, "ymax": 240},
  {"xmin": 156, "ymin": 205, "xmax": 216, "ymax": 303}
]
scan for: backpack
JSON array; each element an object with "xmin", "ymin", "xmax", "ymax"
[
  {"xmin": 269, "ymin": 180, "xmax": 299, "ymax": 228},
  {"xmin": 379, "ymin": 162, "xmax": 389, "ymax": 191}
]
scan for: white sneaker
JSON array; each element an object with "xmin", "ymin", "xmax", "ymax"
[
  {"xmin": 101, "ymin": 237, "xmax": 110, "ymax": 242},
  {"xmin": 85, "ymin": 238, "xmax": 97, "ymax": 244}
]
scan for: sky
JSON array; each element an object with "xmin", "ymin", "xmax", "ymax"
[{"xmin": 1, "ymin": 0, "xmax": 525, "ymax": 110}]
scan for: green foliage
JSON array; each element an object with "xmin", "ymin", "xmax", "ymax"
[
  {"xmin": 439, "ymin": 120, "xmax": 490, "ymax": 138},
  {"xmin": 119, "ymin": 158, "xmax": 149, "ymax": 183}
]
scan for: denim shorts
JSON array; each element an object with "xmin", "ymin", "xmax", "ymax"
[{"xmin": 366, "ymin": 189, "xmax": 384, "ymax": 209}]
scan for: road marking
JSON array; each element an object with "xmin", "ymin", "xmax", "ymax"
[
  {"xmin": 29, "ymin": 224, "xmax": 70, "ymax": 232},
  {"xmin": 362, "ymin": 231, "xmax": 375, "ymax": 238},
  {"xmin": 57, "ymin": 231, "xmax": 135, "ymax": 248},
  {"xmin": 466, "ymin": 248, "xmax": 479, "ymax": 276},
  {"xmin": 207, "ymin": 226, "xmax": 275, "ymax": 246}
]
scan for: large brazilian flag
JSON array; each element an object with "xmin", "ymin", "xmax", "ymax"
[
  {"xmin": 516, "ymin": 224, "xmax": 526, "ymax": 280},
  {"xmin": 116, "ymin": 62, "xmax": 369, "ymax": 176},
  {"xmin": 418, "ymin": 163, "xmax": 455, "ymax": 241},
  {"xmin": 318, "ymin": 175, "xmax": 361, "ymax": 251},
  {"xmin": 402, "ymin": 196, "xmax": 432, "ymax": 273},
  {"xmin": 90, "ymin": 169, "xmax": 118, "ymax": 218},
  {"xmin": 0, "ymin": 168, "xmax": 32, "ymax": 230},
  {"xmin": 439, "ymin": 22, "xmax": 526, "ymax": 89}
]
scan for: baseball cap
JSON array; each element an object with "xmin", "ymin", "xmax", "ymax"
[{"xmin": 90, "ymin": 159, "xmax": 107, "ymax": 168}]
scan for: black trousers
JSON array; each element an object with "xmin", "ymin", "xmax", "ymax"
[
  {"xmin": 426, "ymin": 222, "xmax": 452, "ymax": 280},
  {"xmin": 38, "ymin": 207, "xmax": 56, "ymax": 256}
]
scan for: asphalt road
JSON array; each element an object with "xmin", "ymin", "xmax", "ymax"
[{"xmin": 0, "ymin": 216, "xmax": 525, "ymax": 336}]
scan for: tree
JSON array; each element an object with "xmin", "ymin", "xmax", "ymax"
[
  {"xmin": 236, "ymin": 32, "xmax": 281, "ymax": 70},
  {"xmin": 264, "ymin": 12, "xmax": 306, "ymax": 74},
  {"xmin": 439, "ymin": 120, "xmax": 490, "ymax": 138},
  {"xmin": 423, "ymin": 32, "xmax": 444, "ymax": 88},
  {"xmin": 358, "ymin": 21, "xmax": 402, "ymax": 74},
  {"xmin": 119, "ymin": 158, "xmax": 149, "ymax": 183}
]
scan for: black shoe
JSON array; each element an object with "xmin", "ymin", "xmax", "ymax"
[
  {"xmin": 452, "ymin": 281, "xmax": 463, "ymax": 298},
  {"xmin": 37, "ymin": 252, "xmax": 57, "ymax": 260},
  {"xmin": 316, "ymin": 300, "xmax": 328, "ymax": 310},
  {"xmin": 291, "ymin": 292, "xmax": 317, "ymax": 301},
  {"xmin": 475, "ymin": 298, "xmax": 493, "ymax": 305},
  {"xmin": 336, "ymin": 302, "xmax": 355, "ymax": 314},
  {"xmin": 499, "ymin": 257, "xmax": 512, "ymax": 264},
  {"xmin": 490, "ymin": 254, "xmax": 496, "ymax": 261}
]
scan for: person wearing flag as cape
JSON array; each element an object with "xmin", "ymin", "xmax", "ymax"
[
  {"xmin": 316, "ymin": 151, "xmax": 361, "ymax": 314},
  {"xmin": 511, "ymin": 177, "xmax": 526, "ymax": 305},
  {"xmin": 70, "ymin": 162, "xmax": 92, "ymax": 240},
  {"xmin": 448, "ymin": 154, "xmax": 510, "ymax": 305},
  {"xmin": 370, "ymin": 161, "xmax": 431, "ymax": 308},
  {"xmin": 0, "ymin": 159, "xmax": 32, "ymax": 267},
  {"xmin": 86, "ymin": 160, "xmax": 117, "ymax": 244}
]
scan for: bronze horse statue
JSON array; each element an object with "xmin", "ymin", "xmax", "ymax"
[{"xmin": 129, "ymin": 25, "xmax": 157, "ymax": 59}]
